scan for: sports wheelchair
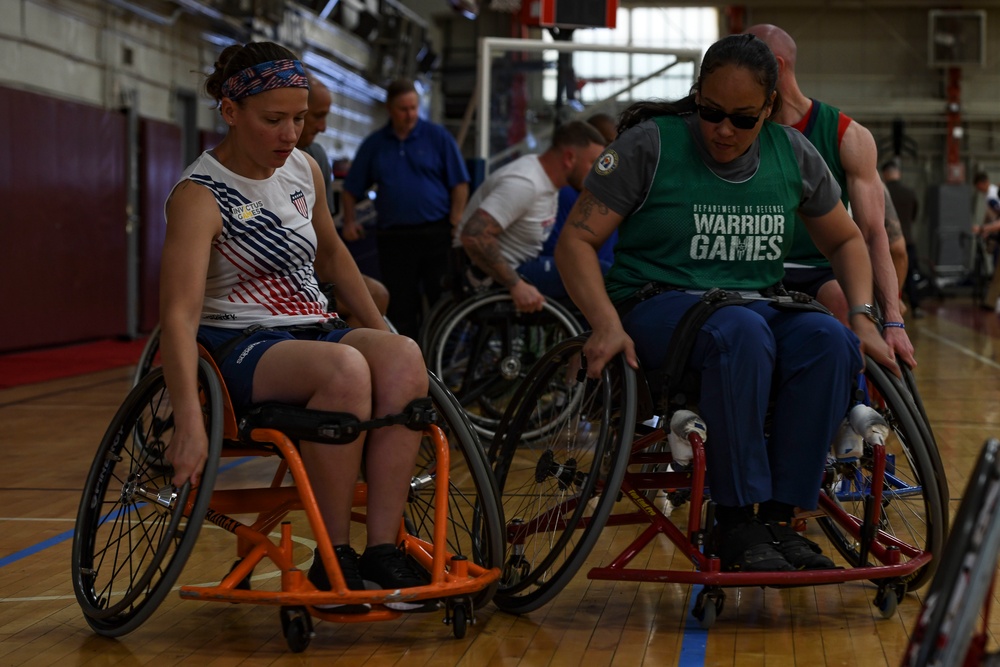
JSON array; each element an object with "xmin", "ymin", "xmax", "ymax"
[
  {"xmin": 487, "ymin": 298, "xmax": 947, "ymax": 626},
  {"xmin": 904, "ymin": 437, "xmax": 1000, "ymax": 667},
  {"xmin": 419, "ymin": 253, "xmax": 584, "ymax": 442},
  {"xmin": 71, "ymin": 347, "xmax": 503, "ymax": 651}
]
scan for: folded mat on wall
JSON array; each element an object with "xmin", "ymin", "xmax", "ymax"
[{"xmin": 0, "ymin": 337, "xmax": 148, "ymax": 389}]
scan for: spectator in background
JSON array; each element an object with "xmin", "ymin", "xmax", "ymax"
[
  {"xmin": 297, "ymin": 73, "xmax": 389, "ymax": 324},
  {"xmin": 341, "ymin": 79, "xmax": 470, "ymax": 338},
  {"xmin": 882, "ymin": 160, "xmax": 923, "ymax": 318},
  {"xmin": 973, "ymin": 171, "xmax": 1000, "ymax": 311},
  {"xmin": 454, "ymin": 120, "xmax": 606, "ymax": 312},
  {"xmin": 973, "ymin": 171, "xmax": 1000, "ymax": 234}
]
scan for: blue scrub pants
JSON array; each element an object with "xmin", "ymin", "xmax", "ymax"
[
  {"xmin": 518, "ymin": 255, "xmax": 613, "ymax": 299},
  {"xmin": 622, "ymin": 291, "xmax": 863, "ymax": 510}
]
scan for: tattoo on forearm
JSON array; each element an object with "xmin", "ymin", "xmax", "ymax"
[
  {"xmin": 884, "ymin": 215, "xmax": 903, "ymax": 245},
  {"xmin": 462, "ymin": 210, "xmax": 520, "ymax": 287},
  {"xmin": 568, "ymin": 192, "xmax": 609, "ymax": 238}
]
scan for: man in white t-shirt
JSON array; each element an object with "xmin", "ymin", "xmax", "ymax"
[{"xmin": 454, "ymin": 120, "xmax": 606, "ymax": 312}]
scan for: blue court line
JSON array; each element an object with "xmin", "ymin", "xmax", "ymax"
[
  {"xmin": 0, "ymin": 528, "xmax": 78, "ymax": 569},
  {"xmin": 0, "ymin": 457, "xmax": 254, "ymax": 570},
  {"xmin": 677, "ymin": 585, "xmax": 709, "ymax": 666}
]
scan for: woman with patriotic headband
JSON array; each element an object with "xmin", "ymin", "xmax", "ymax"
[{"xmin": 159, "ymin": 41, "xmax": 433, "ymax": 612}]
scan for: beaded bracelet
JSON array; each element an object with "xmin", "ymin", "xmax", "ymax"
[{"xmin": 882, "ymin": 321, "xmax": 905, "ymax": 329}]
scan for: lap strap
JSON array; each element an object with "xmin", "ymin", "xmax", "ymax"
[
  {"xmin": 659, "ymin": 288, "xmax": 752, "ymax": 405},
  {"xmin": 619, "ymin": 283, "xmax": 831, "ymax": 409},
  {"xmin": 238, "ymin": 397, "xmax": 437, "ymax": 445}
]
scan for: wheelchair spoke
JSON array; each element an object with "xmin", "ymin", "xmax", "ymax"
[{"xmin": 73, "ymin": 361, "xmax": 222, "ymax": 635}]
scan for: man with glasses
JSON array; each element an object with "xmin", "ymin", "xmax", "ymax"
[{"xmin": 748, "ymin": 24, "xmax": 915, "ymax": 369}]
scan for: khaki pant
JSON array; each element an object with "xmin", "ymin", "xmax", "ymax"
[{"xmin": 987, "ymin": 268, "xmax": 1000, "ymax": 311}]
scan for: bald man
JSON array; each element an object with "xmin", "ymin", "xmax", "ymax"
[
  {"xmin": 747, "ymin": 24, "xmax": 915, "ymax": 369},
  {"xmin": 297, "ymin": 75, "xmax": 390, "ymax": 323}
]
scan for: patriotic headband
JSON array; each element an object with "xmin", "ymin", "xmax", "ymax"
[{"xmin": 221, "ymin": 59, "xmax": 309, "ymax": 101}]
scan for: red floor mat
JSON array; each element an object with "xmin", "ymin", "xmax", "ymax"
[{"xmin": 0, "ymin": 337, "xmax": 148, "ymax": 389}]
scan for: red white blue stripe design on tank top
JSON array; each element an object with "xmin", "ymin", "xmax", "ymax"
[{"xmin": 174, "ymin": 149, "xmax": 336, "ymax": 328}]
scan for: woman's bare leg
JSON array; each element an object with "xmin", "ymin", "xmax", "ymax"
[
  {"xmin": 252, "ymin": 340, "xmax": 372, "ymax": 545},
  {"xmin": 339, "ymin": 329, "xmax": 427, "ymax": 546}
]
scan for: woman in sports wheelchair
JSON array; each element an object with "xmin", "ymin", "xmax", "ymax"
[
  {"xmin": 72, "ymin": 41, "xmax": 502, "ymax": 650},
  {"xmin": 157, "ymin": 42, "xmax": 441, "ymax": 611},
  {"xmin": 553, "ymin": 33, "xmax": 897, "ymax": 574}
]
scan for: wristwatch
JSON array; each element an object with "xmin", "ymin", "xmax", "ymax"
[{"xmin": 847, "ymin": 303, "xmax": 879, "ymax": 325}]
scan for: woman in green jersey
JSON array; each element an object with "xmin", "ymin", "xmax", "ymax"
[{"xmin": 555, "ymin": 34, "xmax": 894, "ymax": 573}]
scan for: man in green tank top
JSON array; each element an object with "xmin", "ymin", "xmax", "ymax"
[{"xmin": 748, "ymin": 24, "xmax": 916, "ymax": 370}]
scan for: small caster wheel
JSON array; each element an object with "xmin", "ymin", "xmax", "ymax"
[
  {"xmin": 502, "ymin": 556, "xmax": 529, "ymax": 587},
  {"xmin": 452, "ymin": 605, "xmax": 468, "ymax": 639},
  {"xmin": 280, "ymin": 606, "xmax": 314, "ymax": 653},
  {"xmin": 694, "ymin": 599, "xmax": 716, "ymax": 629},
  {"xmin": 874, "ymin": 586, "xmax": 899, "ymax": 619},
  {"xmin": 693, "ymin": 588, "xmax": 725, "ymax": 629}
]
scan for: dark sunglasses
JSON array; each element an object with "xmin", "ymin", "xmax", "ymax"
[{"xmin": 696, "ymin": 104, "xmax": 764, "ymax": 130}]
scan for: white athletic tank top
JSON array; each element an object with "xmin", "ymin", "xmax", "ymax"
[{"xmin": 168, "ymin": 149, "xmax": 336, "ymax": 329}]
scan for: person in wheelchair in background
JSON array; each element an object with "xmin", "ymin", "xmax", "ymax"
[
  {"xmin": 159, "ymin": 41, "xmax": 433, "ymax": 612},
  {"xmin": 555, "ymin": 34, "xmax": 896, "ymax": 573},
  {"xmin": 454, "ymin": 120, "xmax": 606, "ymax": 312}
]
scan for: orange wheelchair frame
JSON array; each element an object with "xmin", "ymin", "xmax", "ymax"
[
  {"xmin": 71, "ymin": 348, "xmax": 502, "ymax": 651},
  {"xmin": 489, "ymin": 334, "xmax": 947, "ymax": 627}
]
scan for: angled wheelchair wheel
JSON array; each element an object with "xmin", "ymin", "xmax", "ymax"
[
  {"xmin": 130, "ymin": 325, "xmax": 173, "ymax": 471},
  {"xmin": 71, "ymin": 357, "xmax": 223, "ymax": 636},
  {"xmin": 429, "ymin": 292, "xmax": 583, "ymax": 441},
  {"xmin": 818, "ymin": 358, "xmax": 946, "ymax": 591},
  {"xmin": 896, "ymin": 362, "xmax": 948, "ymax": 515},
  {"xmin": 404, "ymin": 370, "xmax": 504, "ymax": 607},
  {"xmin": 489, "ymin": 335, "xmax": 635, "ymax": 614},
  {"xmin": 900, "ymin": 362, "xmax": 946, "ymax": 499},
  {"xmin": 903, "ymin": 438, "xmax": 1000, "ymax": 667},
  {"xmin": 418, "ymin": 293, "xmax": 458, "ymax": 354},
  {"xmin": 132, "ymin": 324, "xmax": 161, "ymax": 386}
]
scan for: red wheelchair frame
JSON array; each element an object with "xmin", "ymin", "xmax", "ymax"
[{"xmin": 489, "ymin": 334, "xmax": 946, "ymax": 626}]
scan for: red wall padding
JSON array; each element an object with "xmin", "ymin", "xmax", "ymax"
[
  {"xmin": 0, "ymin": 87, "xmax": 127, "ymax": 353},
  {"xmin": 139, "ymin": 120, "xmax": 183, "ymax": 334}
]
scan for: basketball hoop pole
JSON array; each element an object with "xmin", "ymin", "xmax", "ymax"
[{"xmin": 476, "ymin": 37, "xmax": 702, "ymax": 167}]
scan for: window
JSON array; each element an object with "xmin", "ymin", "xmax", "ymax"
[{"xmin": 542, "ymin": 7, "xmax": 718, "ymax": 105}]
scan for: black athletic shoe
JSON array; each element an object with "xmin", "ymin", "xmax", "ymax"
[
  {"xmin": 709, "ymin": 519, "xmax": 795, "ymax": 572},
  {"xmin": 764, "ymin": 522, "xmax": 837, "ymax": 570},
  {"xmin": 359, "ymin": 543, "xmax": 439, "ymax": 612},
  {"xmin": 306, "ymin": 546, "xmax": 370, "ymax": 614}
]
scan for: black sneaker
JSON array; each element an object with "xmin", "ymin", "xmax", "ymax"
[
  {"xmin": 306, "ymin": 546, "xmax": 370, "ymax": 614},
  {"xmin": 709, "ymin": 519, "xmax": 795, "ymax": 572},
  {"xmin": 764, "ymin": 522, "xmax": 837, "ymax": 570},
  {"xmin": 358, "ymin": 543, "xmax": 438, "ymax": 612}
]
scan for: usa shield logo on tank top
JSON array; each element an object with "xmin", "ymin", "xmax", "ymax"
[{"xmin": 290, "ymin": 190, "xmax": 309, "ymax": 218}]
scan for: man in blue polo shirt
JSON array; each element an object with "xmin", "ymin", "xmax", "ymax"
[{"xmin": 341, "ymin": 79, "xmax": 470, "ymax": 338}]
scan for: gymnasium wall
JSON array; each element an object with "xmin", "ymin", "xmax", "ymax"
[
  {"xmin": 0, "ymin": 86, "xmax": 128, "ymax": 352},
  {"xmin": 0, "ymin": 0, "xmax": 402, "ymax": 352}
]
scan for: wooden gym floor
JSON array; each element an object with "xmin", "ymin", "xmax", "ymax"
[{"xmin": 1, "ymin": 298, "xmax": 998, "ymax": 667}]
